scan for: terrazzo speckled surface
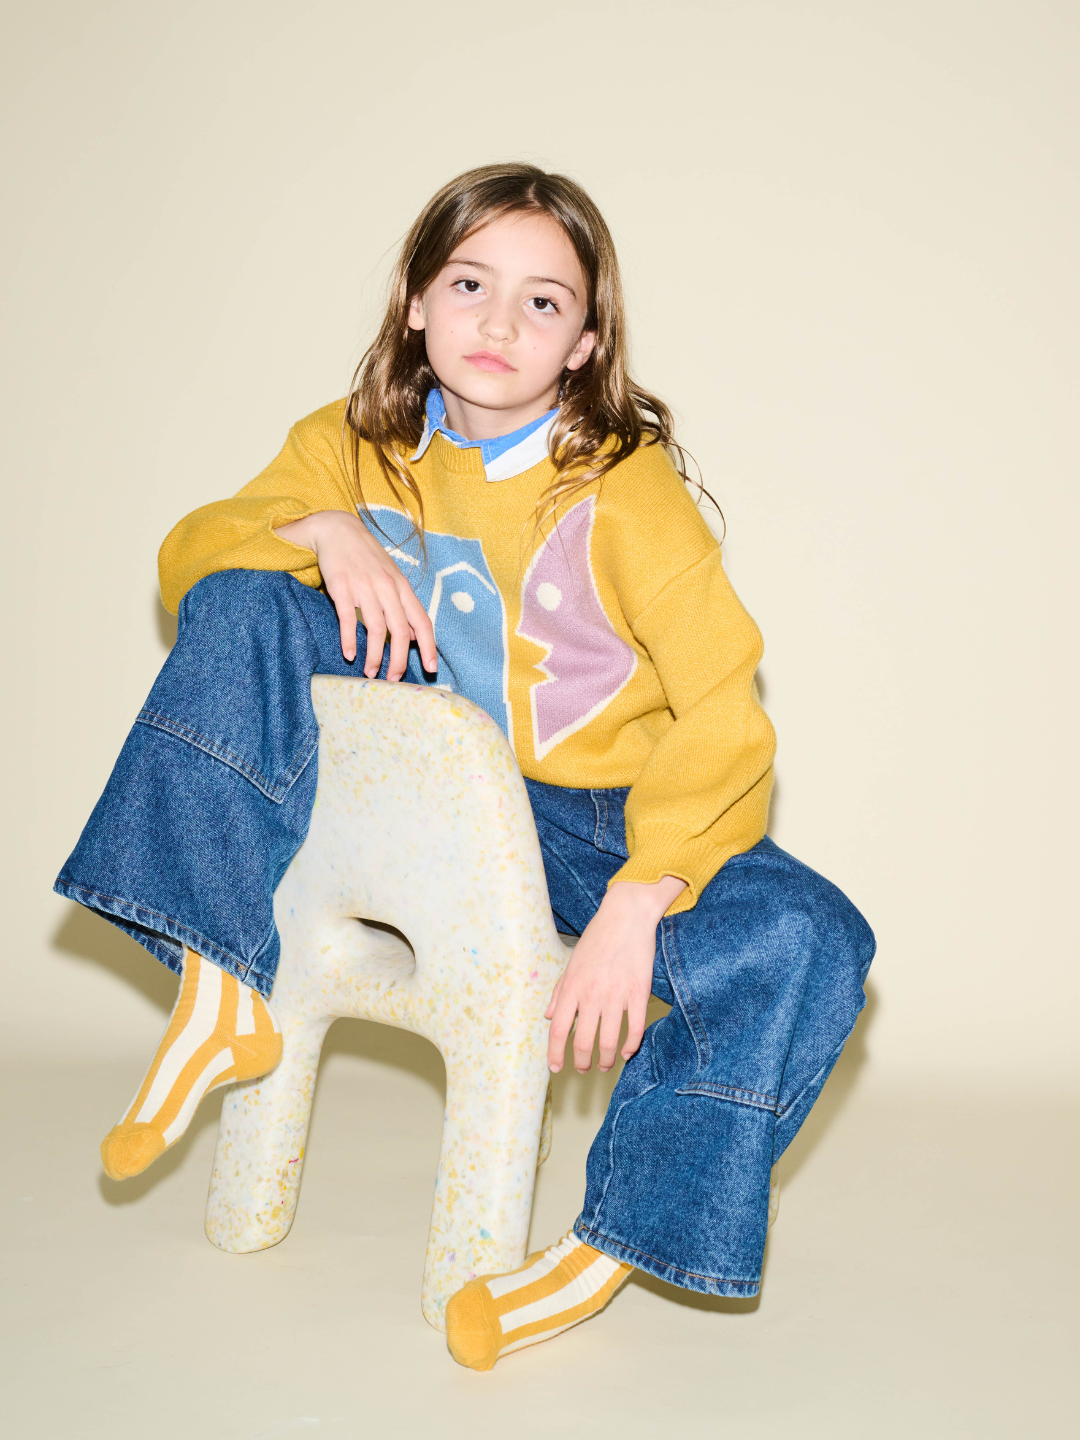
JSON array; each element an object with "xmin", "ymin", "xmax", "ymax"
[{"xmin": 204, "ymin": 677, "xmax": 571, "ymax": 1330}]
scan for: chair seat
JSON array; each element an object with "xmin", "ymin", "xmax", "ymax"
[{"xmin": 204, "ymin": 677, "xmax": 571, "ymax": 1330}]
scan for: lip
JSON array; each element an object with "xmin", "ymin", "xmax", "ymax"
[{"xmin": 464, "ymin": 350, "xmax": 516, "ymax": 374}]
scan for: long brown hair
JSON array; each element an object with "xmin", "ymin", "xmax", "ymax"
[{"xmin": 346, "ymin": 162, "xmax": 703, "ymax": 541}]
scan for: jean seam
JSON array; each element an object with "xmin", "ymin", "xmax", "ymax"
[
  {"xmin": 247, "ymin": 908, "xmax": 286, "ymax": 981},
  {"xmin": 675, "ymin": 1083, "xmax": 778, "ymax": 1112},
  {"xmin": 137, "ymin": 709, "xmax": 317, "ymax": 804},
  {"xmin": 574, "ymin": 1223, "xmax": 760, "ymax": 1287},
  {"xmin": 54, "ymin": 880, "xmax": 256, "ymax": 983},
  {"xmin": 660, "ymin": 916, "xmax": 709, "ymax": 1070},
  {"xmin": 591, "ymin": 1027, "xmax": 661, "ymax": 1227},
  {"xmin": 537, "ymin": 838, "xmax": 606, "ymax": 922}
]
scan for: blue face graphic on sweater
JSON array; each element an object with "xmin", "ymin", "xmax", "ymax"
[{"xmin": 362, "ymin": 506, "xmax": 512, "ymax": 744}]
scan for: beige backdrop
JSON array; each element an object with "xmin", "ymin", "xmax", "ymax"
[{"xmin": 2, "ymin": 0, "xmax": 1075, "ymax": 1086}]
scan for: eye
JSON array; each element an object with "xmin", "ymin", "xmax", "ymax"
[
  {"xmin": 529, "ymin": 296, "xmax": 559, "ymax": 314},
  {"xmin": 454, "ymin": 278, "xmax": 483, "ymax": 294}
]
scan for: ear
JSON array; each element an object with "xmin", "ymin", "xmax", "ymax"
[
  {"xmin": 407, "ymin": 294, "xmax": 426, "ymax": 331},
  {"xmin": 564, "ymin": 329, "xmax": 596, "ymax": 372}
]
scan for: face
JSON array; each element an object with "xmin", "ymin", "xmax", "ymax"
[{"xmin": 407, "ymin": 211, "xmax": 596, "ymax": 436}]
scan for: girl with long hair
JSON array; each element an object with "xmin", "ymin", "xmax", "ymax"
[{"xmin": 56, "ymin": 163, "xmax": 874, "ymax": 1369}]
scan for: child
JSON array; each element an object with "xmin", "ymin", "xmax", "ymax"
[{"xmin": 56, "ymin": 163, "xmax": 875, "ymax": 1370}]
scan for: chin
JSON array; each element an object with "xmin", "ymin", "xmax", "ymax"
[{"xmin": 443, "ymin": 370, "xmax": 522, "ymax": 407}]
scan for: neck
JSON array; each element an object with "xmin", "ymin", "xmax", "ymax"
[{"xmin": 439, "ymin": 384, "xmax": 558, "ymax": 441}]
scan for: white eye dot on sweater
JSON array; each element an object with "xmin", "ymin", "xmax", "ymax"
[
  {"xmin": 451, "ymin": 591, "xmax": 475, "ymax": 612},
  {"xmin": 536, "ymin": 583, "xmax": 562, "ymax": 611}
]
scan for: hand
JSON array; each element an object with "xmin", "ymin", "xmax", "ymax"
[
  {"xmin": 275, "ymin": 510, "xmax": 437, "ymax": 677},
  {"xmin": 546, "ymin": 875, "xmax": 687, "ymax": 1074}
]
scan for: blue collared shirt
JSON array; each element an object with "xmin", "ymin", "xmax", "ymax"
[{"xmin": 410, "ymin": 388, "xmax": 558, "ymax": 482}]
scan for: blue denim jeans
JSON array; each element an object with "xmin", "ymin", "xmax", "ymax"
[
  {"xmin": 56, "ymin": 570, "xmax": 411, "ymax": 992},
  {"xmin": 525, "ymin": 781, "xmax": 875, "ymax": 1295},
  {"xmin": 56, "ymin": 569, "xmax": 875, "ymax": 1296}
]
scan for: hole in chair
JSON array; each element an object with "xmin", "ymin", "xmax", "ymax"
[
  {"xmin": 357, "ymin": 917, "xmax": 415, "ymax": 958},
  {"xmin": 357, "ymin": 921, "xmax": 420, "ymax": 979},
  {"xmin": 345, "ymin": 917, "xmax": 417, "ymax": 985}
]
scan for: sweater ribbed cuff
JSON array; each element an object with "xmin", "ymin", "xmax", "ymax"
[{"xmin": 607, "ymin": 826, "xmax": 735, "ymax": 916}]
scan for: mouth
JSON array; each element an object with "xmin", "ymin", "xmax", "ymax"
[{"xmin": 464, "ymin": 350, "xmax": 516, "ymax": 374}]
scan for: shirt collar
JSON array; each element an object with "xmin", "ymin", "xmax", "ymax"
[{"xmin": 410, "ymin": 388, "xmax": 558, "ymax": 482}]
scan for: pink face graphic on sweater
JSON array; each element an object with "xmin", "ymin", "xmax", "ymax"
[{"xmin": 517, "ymin": 496, "xmax": 637, "ymax": 760}]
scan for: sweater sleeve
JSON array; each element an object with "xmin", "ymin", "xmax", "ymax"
[
  {"xmin": 609, "ymin": 548, "xmax": 776, "ymax": 913},
  {"xmin": 157, "ymin": 402, "xmax": 355, "ymax": 614}
]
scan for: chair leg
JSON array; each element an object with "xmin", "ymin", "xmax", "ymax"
[
  {"xmin": 204, "ymin": 1013, "xmax": 331, "ymax": 1253},
  {"xmin": 420, "ymin": 1055, "xmax": 550, "ymax": 1331}
]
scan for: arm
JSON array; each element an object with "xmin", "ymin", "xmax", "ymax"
[
  {"xmin": 545, "ymin": 461, "xmax": 775, "ymax": 1073},
  {"xmin": 158, "ymin": 402, "xmax": 435, "ymax": 674},
  {"xmin": 613, "ymin": 547, "xmax": 776, "ymax": 910}
]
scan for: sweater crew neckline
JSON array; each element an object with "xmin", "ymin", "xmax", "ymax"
[{"xmin": 410, "ymin": 388, "xmax": 558, "ymax": 482}]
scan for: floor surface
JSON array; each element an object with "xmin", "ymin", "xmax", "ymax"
[{"xmin": 2, "ymin": 1014, "xmax": 1075, "ymax": 1440}]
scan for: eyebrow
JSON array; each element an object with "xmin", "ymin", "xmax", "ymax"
[{"xmin": 447, "ymin": 257, "xmax": 578, "ymax": 300}]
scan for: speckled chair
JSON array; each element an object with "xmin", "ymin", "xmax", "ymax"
[{"xmin": 203, "ymin": 677, "xmax": 571, "ymax": 1330}]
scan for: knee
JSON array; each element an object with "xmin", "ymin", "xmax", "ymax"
[
  {"xmin": 734, "ymin": 853, "xmax": 875, "ymax": 984},
  {"xmin": 181, "ymin": 569, "xmax": 296, "ymax": 626},
  {"xmin": 790, "ymin": 872, "xmax": 876, "ymax": 984}
]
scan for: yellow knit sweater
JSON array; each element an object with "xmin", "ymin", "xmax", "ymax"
[{"xmin": 159, "ymin": 400, "xmax": 775, "ymax": 912}]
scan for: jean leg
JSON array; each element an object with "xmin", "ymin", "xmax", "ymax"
[
  {"xmin": 574, "ymin": 837, "xmax": 875, "ymax": 1295},
  {"xmin": 53, "ymin": 570, "xmax": 407, "ymax": 997}
]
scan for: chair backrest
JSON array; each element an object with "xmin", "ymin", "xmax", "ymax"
[{"xmin": 273, "ymin": 677, "xmax": 566, "ymax": 1040}]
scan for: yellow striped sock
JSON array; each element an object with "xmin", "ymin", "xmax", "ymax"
[
  {"xmin": 101, "ymin": 949, "xmax": 281, "ymax": 1180},
  {"xmin": 445, "ymin": 1232, "xmax": 632, "ymax": 1370}
]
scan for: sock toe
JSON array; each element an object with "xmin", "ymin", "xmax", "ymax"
[
  {"xmin": 445, "ymin": 1281, "xmax": 501, "ymax": 1371},
  {"xmin": 101, "ymin": 1123, "xmax": 166, "ymax": 1181}
]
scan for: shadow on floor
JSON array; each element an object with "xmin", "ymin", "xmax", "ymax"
[
  {"xmin": 53, "ymin": 906, "xmax": 180, "ymax": 1019},
  {"xmin": 629, "ymin": 1268, "xmax": 760, "ymax": 1313},
  {"xmin": 96, "ymin": 1090, "xmax": 225, "ymax": 1207},
  {"xmin": 775, "ymin": 981, "xmax": 879, "ymax": 1190}
]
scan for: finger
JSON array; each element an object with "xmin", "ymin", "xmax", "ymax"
[
  {"xmin": 597, "ymin": 1003, "xmax": 625, "ymax": 1073},
  {"xmin": 544, "ymin": 976, "xmax": 563, "ymax": 1019},
  {"xmin": 622, "ymin": 988, "xmax": 650, "ymax": 1062},
  {"xmin": 380, "ymin": 594, "xmax": 414, "ymax": 682},
  {"xmin": 355, "ymin": 595, "xmax": 387, "ymax": 678},
  {"xmin": 330, "ymin": 588, "xmax": 359, "ymax": 663},
  {"xmin": 572, "ymin": 1006, "xmax": 600, "ymax": 1072},
  {"xmin": 399, "ymin": 587, "xmax": 438, "ymax": 673},
  {"xmin": 547, "ymin": 990, "xmax": 577, "ymax": 1072}
]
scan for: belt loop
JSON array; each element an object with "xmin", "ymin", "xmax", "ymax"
[{"xmin": 590, "ymin": 789, "xmax": 608, "ymax": 850}]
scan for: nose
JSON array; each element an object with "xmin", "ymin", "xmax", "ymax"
[{"xmin": 478, "ymin": 293, "xmax": 517, "ymax": 345}]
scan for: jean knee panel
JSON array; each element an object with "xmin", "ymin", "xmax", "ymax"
[
  {"xmin": 650, "ymin": 845, "xmax": 874, "ymax": 1108},
  {"xmin": 141, "ymin": 570, "xmax": 324, "ymax": 802}
]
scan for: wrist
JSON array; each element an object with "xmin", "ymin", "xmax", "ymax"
[
  {"xmin": 274, "ymin": 509, "xmax": 356, "ymax": 554},
  {"xmin": 604, "ymin": 875, "xmax": 687, "ymax": 925},
  {"xmin": 273, "ymin": 513, "xmax": 318, "ymax": 549}
]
